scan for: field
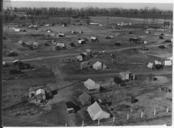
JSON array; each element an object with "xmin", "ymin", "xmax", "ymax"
[{"xmin": 2, "ymin": 16, "xmax": 172, "ymax": 126}]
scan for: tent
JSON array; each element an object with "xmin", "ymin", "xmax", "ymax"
[
  {"xmin": 76, "ymin": 55, "xmax": 83, "ymax": 62},
  {"xmin": 147, "ymin": 62, "xmax": 154, "ymax": 69},
  {"xmin": 119, "ymin": 71, "xmax": 130, "ymax": 81},
  {"xmin": 78, "ymin": 39, "xmax": 86, "ymax": 44},
  {"xmin": 78, "ymin": 92, "xmax": 91, "ymax": 105},
  {"xmin": 84, "ymin": 79, "xmax": 100, "ymax": 90},
  {"xmin": 92, "ymin": 61, "xmax": 106, "ymax": 70},
  {"xmin": 87, "ymin": 101, "xmax": 110, "ymax": 121},
  {"xmin": 164, "ymin": 60, "xmax": 172, "ymax": 66},
  {"xmin": 80, "ymin": 61, "xmax": 90, "ymax": 70}
]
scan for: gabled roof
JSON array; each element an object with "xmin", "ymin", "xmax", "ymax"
[
  {"xmin": 87, "ymin": 101, "xmax": 110, "ymax": 120},
  {"xmin": 84, "ymin": 79, "xmax": 100, "ymax": 90},
  {"xmin": 78, "ymin": 92, "xmax": 91, "ymax": 105}
]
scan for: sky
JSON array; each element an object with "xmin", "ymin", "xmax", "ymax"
[{"xmin": 3, "ymin": 0, "xmax": 173, "ymax": 10}]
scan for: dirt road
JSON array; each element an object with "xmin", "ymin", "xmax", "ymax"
[{"xmin": 3, "ymin": 43, "xmax": 170, "ymax": 63}]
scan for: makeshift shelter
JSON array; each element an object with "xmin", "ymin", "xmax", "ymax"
[
  {"xmin": 29, "ymin": 88, "xmax": 46, "ymax": 104},
  {"xmin": 119, "ymin": 71, "xmax": 135, "ymax": 81},
  {"xmin": 164, "ymin": 60, "xmax": 172, "ymax": 66},
  {"xmin": 105, "ymin": 35, "xmax": 114, "ymax": 39},
  {"xmin": 32, "ymin": 42, "xmax": 39, "ymax": 49},
  {"xmin": 18, "ymin": 40, "xmax": 24, "ymax": 45},
  {"xmin": 57, "ymin": 33, "xmax": 65, "ymax": 37},
  {"xmin": 87, "ymin": 101, "xmax": 110, "ymax": 121},
  {"xmin": 147, "ymin": 62, "xmax": 154, "ymax": 69},
  {"xmin": 90, "ymin": 36, "xmax": 98, "ymax": 42},
  {"xmin": 78, "ymin": 92, "xmax": 91, "ymax": 105},
  {"xmin": 84, "ymin": 79, "xmax": 100, "ymax": 90},
  {"xmin": 13, "ymin": 28, "xmax": 20, "ymax": 32},
  {"xmin": 78, "ymin": 39, "xmax": 86, "ymax": 44},
  {"xmin": 92, "ymin": 61, "xmax": 107, "ymax": 70},
  {"xmin": 154, "ymin": 60, "xmax": 162, "ymax": 65},
  {"xmin": 144, "ymin": 40, "xmax": 148, "ymax": 45},
  {"xmin": 80, "ymin": 61, "xmax": 91, "ymax": 70},
  {"xmin": 66, "ymin": 101, "xmax": 80, "ymax": 113},
  {"xmin": 76, "ymin": 55, "xmax": 83, "ymax": 62}
]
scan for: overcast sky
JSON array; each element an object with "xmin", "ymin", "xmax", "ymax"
[{"xmin": 3, "ymin": 0, "xmax": 173, "ymax": 10}]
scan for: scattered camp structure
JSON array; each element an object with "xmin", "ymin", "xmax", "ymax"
[
  {"xmin": 57, "ymin": 32, "xmax": 65, "ymax": 37},
  {"xmin": 18, "ymin": 40, "xmax": 25, "ymax": 45},
  {"xmin": 154, "ymin": 60, "xmax": 163, "ymax": 69},
  {"xmin": 13, "ymin": 27, "xmax": 20, "ymax": 32},
  {"xmin": 28, "ymin": 86, "xmax": 53, "ymax": 105},
  {"xmin": 129, "ymin": 37, "xmax": 142, "ymax": 44},
  {"xmin": 7, "ymin": 50, "xmax": 18, "ymax": 57},
  {"xmin": 92, "ymin": 61, "xmax": 107, "ymax": 70},
  {"xmin": 105, "ymin": 35, "xmax": 114, "ymax": 39},
  {"xmin": 46, "ymin": 29, "xmax": 52, "ymax": 33},
  {"xmin": 84, "ymin": 79, "xmax": 100, "ymax": 91},
  {"xmin": 65, "ymin": 101, "xmax": 80, "ymax": 113},
  {"xmin": 90, "ymin": 36, "xmax": 98, "ymax": 42},
  {"xmin": 163, "ymin": 60, "xmax": 172, "ymax": 66},
  {"xmin": 78, "ymin": 39, "xmax": 86, "ymax": 45},
  {"xmin": 76, "ymin": 55, "xmax": 83, "ymax": 62},
  {"xmin": 119, "ymin": 71, "xmax": 136, "ymax": 81},
  {"xmin": 80, "ymin": 61, "xmax": 91, "ymax": 70},
  {"xmin": 78, "ymin": 92, "xmax": 91, "ymax": 106},
  {"xmin": 87, "ymin": 101, "xmax": 110, "ymax": 121},
  {"xmin": 54, "ymin": 43, "xmax": 66, "ymax": 50},
  {"xmin": 44, "ymin": 24, "xmax": 50, "ymax": 27},
  {"xmin": 147, "ymin": 62, "xmax": 154, "ymax": 69}
]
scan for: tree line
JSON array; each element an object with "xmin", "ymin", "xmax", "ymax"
[{"xmin": 4, "ymin": 7, "xmax": 172, "ymax": 19}]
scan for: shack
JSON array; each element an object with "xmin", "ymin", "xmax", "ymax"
[{"xmin": 87, "ymin": 101, "xmax": 110, "ymax": 121}]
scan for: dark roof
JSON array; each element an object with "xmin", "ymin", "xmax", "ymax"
[{"xmin": 78, "ymin": 92, "xmax": 91, "ymax": 105}]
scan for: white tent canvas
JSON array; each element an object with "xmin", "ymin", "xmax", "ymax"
[
  {"xmin": 92, "ymin": 61, "xmax": 106, "ymax": 70},
  {"xmin": 147, "ymin": 62, "xmax": 154, "ymax": 69},
  {"xmin": 164, "ymin": 60, "xmax": 172, "ymax": 66},
  {"xmin": 84, "ymin": 79, "xmax": 100, "ymax": 90},
  {"xmin": 87, "ymin": 101, "xmax": 110, "ymax": 121}
]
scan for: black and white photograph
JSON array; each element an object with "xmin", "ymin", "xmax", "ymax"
[{"xmin": 2, "ymin": 0, "xmax": 173, "ymax": 126}]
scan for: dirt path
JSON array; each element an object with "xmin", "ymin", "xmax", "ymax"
[
  {"xmin": 3, "ymin": 43, "xmax": 170, "ymax": 63},
  {"xmin": 65, "ymin": 70, "xmax": 172, "ymax": 80}
]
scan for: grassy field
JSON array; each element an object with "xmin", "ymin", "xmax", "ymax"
[{"xmin": 2, "ymin": 16, "xmax": 172, "ymax": 126}]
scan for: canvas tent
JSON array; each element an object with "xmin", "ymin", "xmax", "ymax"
[
  {"xmin": 84, "ymin": 79, "xmax": 100, "ymax": 90},
  {"xmin": 87, "ymin": 101, "xmax": 110, "ymax": 121},
  {"xmin": 78, "ymin": 92, "xmax": 91, "ymax": 105},
  {"xmin": 76, "ymin": 55, "xmax": 83, "ymax": 62},
  {"xmin": 80, "ymin": 61, "xmax": 91, "ymax": 70},
  {"xmin": 147, "ymin": 62, "xmax": 154, "ymax": 69},
  {"xmin": 92, "ymin": 61, "xmax": 107, "ymax": 70},
  {"xmin": 119, "ymin": 71, "xmax": 135, "ymax": 81},
  {"xmin": 78, "ymin": 39, "xmax": 86, "ymax": 44},
  {"xmin": 164, "ymin": 60, "xmax": 172, "ymax": 66}
]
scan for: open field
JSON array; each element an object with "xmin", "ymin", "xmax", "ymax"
[{"xmin": 2, "ymin": 15, "xmax": 172, "ymax": 126}]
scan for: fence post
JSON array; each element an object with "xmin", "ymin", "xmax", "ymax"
[
  {"xmin": 166, "ymin": 107, "xmax": 169, "ymax": 113},
  {"xmin": 65, "ymin": 123, "xmax": 67, "ymax": 126},
  {"xmin": 130, "ymin": 108, "xmax": 133, "ymax": 113},
  {"xmin": 153, "ymin": 107, "xmax": 157, "ymax": 117},
  {"xmin": 98, "ymin": 119, "xmax": 100, "ymax": 126},
  {"xmin": 127, "ymin": 113, "xmax": 130, "ymax": 120},
  {"xmin": 112, "ymin": 116, "xmax": 115, "ymax": 124},
  {"xmin": 82, "ymin": 120, "xmax": 84, "ymax": 126},
  {"xmin": 140, "ymin": 111, "xmax": 144, "ymax": 119}
]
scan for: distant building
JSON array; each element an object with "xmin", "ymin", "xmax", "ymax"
[
  {"xmin": 84, "ymin": 79, "xmax": 100, "ymax": 90},
  {"xmin": 87, "ymin": 101, "xmax": 110, "ymax": 121},
  {"xmin": 92, "ymin": 61, "xmax": 107, "ymax": 70},
  {"xmin": 147, "ymin": 62, "xmax": 154, "ymax": 69},
  {"xmin": 119, "ymin": 71, "xmax": 136, "ymax": 81},
  {"xmin": 164, "ymin": 60, "xmax": 172, "ymax": 66},
  {"xmin": 78, "ymin": 92, "xmax": 91, "ymax": 106}
]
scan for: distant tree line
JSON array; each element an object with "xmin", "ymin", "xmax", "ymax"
[{"xmin": 3, "ymin": 7, "xmax": 172, "ymax": 23}]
